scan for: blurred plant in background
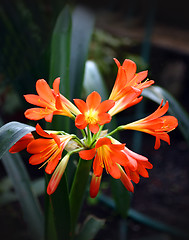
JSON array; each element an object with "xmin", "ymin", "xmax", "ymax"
[{"xmin": 0, "ymin": 2, "xmax": 189, "ymax": 240}]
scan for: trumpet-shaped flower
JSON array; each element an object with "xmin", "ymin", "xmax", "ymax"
[
  {"xmin": 27, "ymin": 124, "xmax": 72, "ymax": 174},
  {"xmin": 24, "ymin": 78, "xmax": 78, "ymax": 122},
  {"xmin": 121, "ymin": 100, "xmax": 178, "ymax": 149},
  {"xmin": 79, "ymin": 137, "xmax": 133, "ymax": 197},
  {"xmin": 9, "ymin": 133, "xmax": 34, "ymax": 153},
  {"xmin": 109, "ymin": 58, "xmax": 154, "ymax": 102},
  {"xmin": 74, "ymin": 91, "xmax": 115, "ymax": 133}
]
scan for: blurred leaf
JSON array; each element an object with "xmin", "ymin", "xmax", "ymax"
[
  {"xmin": 0, "ymin": 177, "xmax": 45, "ymax": 206},
  {"xmin": 83, "ymin": 60, "xmax": 108, "ymax": 100},
  {"xmin": 98, "ymin": 194, "xmax": 189, "ymax": 239},
  {"xmin": 111, "ymin": 179, "xmax": 131, "ymax": 219},
  {"xmin": 75, "ymin": 215, "xmax": 105, "ymax": 240},
  {"xmin": 1, "ymin": 151, "xmax": 44, "ymax": 240},
  {"xmin": 83, "ymin": 60, "xmax": 118, "ymax": 134},
  {"xmin": 45, "ymin": 6, "xmax": 72, "ymax": 240},
  {"xmin": 48, "ymin": 5, "xmax": 72, "ymax": 133},
  {"xmin": 48, "ymin": 173, "xmax": 71, "ymax": 240},
  {"xmin": 142, "ymin": 86, "xmax": 189, "ymax": 144},
  {"xmin": 49, "ymin": 5, "xmax": 71, "ymax": 98},
  {"xmin": 69, "ymin": 158, "xmax": 92, "ymax": 235},
  {"xmin": 70, "ymin": 6, "xmax": 95, "ymax": 99},
  {"xmin": 0, "ymin": 121, "xmax": 35, "ymax": 158}
]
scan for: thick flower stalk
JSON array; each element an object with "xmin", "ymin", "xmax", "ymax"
[{"xmin": 9, "ymin": 58, "xmax": 178, "ymax": 199}]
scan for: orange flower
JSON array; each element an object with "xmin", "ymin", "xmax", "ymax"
[
  {"xmin": 9, "ymin": 133, "xmax": 34, "ymax": 153},
  {"xmin": 79, "ymin": 137, "xmax": 133, "ymax": 197},
  {"xmin": 109, "ymin": 58, "xmax": 154, "ymax": 102},
  {"xmin": 27, "ymin": 124, "xmax": 72, "ymax": 174},
  {"xmin": 74, "ymin": 91, "xmax": 115, "ymax": 134},
  {"xmin": 24, "ymin": 78, "xmax": 77, "ymax": 122},
  {"xmin": 121, "ymin": 100, "xmax": 178, "ymax": 149}
]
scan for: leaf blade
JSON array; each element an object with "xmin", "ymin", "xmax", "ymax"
[{"xmin": 0, "ymin": 121, "xmax": 35, "ymax": 158}]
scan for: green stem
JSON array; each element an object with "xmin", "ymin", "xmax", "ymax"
[
  {"xmin": 69, "ymin": 158, "xmax": 92, "ymax": 237},
  {"xmin": 95, "ymin": 125, "xmax": 104, "ymax": 139},
  {"xmin": 80, "ymin": 129, "xmax": 86, "ymax": 139},
  {"xmin": 86, "ymin": 126, "xmax": 92, "ymax": 146},
  {"xmin": 106, "ymin": 126, "xmax": 122, "ymax": 137}
]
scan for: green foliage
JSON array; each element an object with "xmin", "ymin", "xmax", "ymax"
[
  {"xmin": 0, "ymin": 121, "xmax": 35, "ymax": 158},
  {"xmin": 69, "ymin": 6, "xmax": 95, "ymax": 99},
  {"xmin": 75, "ymin": 215, "xmax": 105, "ymax": 240}
]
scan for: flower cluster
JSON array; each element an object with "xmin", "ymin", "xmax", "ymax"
[{"xmin": 10, "ymin": 58, "xmax": 178, "ymax": 197}]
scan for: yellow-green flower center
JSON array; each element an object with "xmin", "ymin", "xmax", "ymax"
[{"xmin": 85, "ymin": 109, "xmax": 98, "ymax": 124}]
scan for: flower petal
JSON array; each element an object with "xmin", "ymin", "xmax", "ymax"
[
  {"xmin": 93, "ymin": 155, "xmax": 103, "ymax": 177},
  {"xmin": 9, "ymin": 133, "xmax": 34, "ymax": 153},
  {"xmin": 89, "ymin": 123, "xmax": 99, "ymax": 134},
  {"xmin": 122, "ymin": 59, "xmax": 136, "ymax": 82},
  {"xmin": 53, "ymin": 77, "xmax": 60, "ymax": 95},
  {"xmin": 73, "ymin": 99, "xmax": 87, "ymax": 113},
  {"xmin": 24, "ymin": 94, "xmax": 52, "ymax": 108},
  {"xmin": 29, "ymin": 153, "xmax": 46, "ymax": 165},
  {"xmin": 108, "ymin": 160, "xmax": 121, "ymax": 179},
  {"xmin": 75, "ymin": 114, "xmax": 87, "ymax": 129},
  {"xmin": 118, "ymin": 165, "xmax": 134, "ymax": 192},
  {"xmin": 97, "ymin": 113, "xmax": 112, "ymax": 125},
  {"xmin": 111, "ymin": 151, "xmax": 129, "ymax": 166},
  {"xmin": 24, "ymin": 108, "xmax": 53, "ymax": 121},
  {"xmin": 36, "ymin": 79, "xmax": 55, "ymax": 104},
  {"xmin": 45, "ymin": 151, "xmax": 62, "ymax": 174},
  {"xmin": 27, "ymin": 138, "xmax": 54, "ymax": 154},
  {"xmin": 95, "ymin": 137, "xmax": 111, "ymax": 148},
  {"xmin": 97, "ymin": 100, "xmax": 115, "ymax": 113},
  {"xmin": 86, "ymin": 91, "xmax": 101, "ymax": 109},
  {"xmin": 79, "ymin": 149, "xmax": 96, "ymax": 160}
]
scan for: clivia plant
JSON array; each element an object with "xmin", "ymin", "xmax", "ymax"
[
  {"xmin": 0, "ymin": 5, "xmax": 183, "ymax": 240},
  {"xmin": 8, "ymin": 58, "xmax": 177, "ymax": 238}
]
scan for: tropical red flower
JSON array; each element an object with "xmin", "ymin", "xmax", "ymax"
[
  {"xmin": 74, "ymin": 91, "xmax": 115, "ymax": 134},
  {"xmin": 79, "ymin": 137, "xmax": 133, "ymax": 197},
  {"xmin": 109, "ymin": 58, "xmax": 154, "ymax": 102},
  {"xmin": 9, "ymin": 133, "xmax": 34, "ymax": 153},
  {"xmin": 121, "ymin": 100, "xmax": 178, "ymax": 149},
  {"xmin": 24, "ymin": 78, "xmax": 78, "ymax": 122},
  {"xmin": 27, "ymin": 124, "xmax": 72, "ymax": 174}
]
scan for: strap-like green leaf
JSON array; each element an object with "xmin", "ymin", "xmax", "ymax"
[
  {"xmin": 1, "ymin": 152, "xmax": 44, "ymax": 240},
  {"xmin": 49, "ymin": 5, "xmax": 71, "ymax": 98},
  {"xmin": 69, "ymin": 158, "xmax": 92, "ymax": 235},
  {"xmin": 83, "ymin": 60, "xmax": 108, "ymax": 100},
  {"xmin": 75, "ymin": 215, "xmax": 105, "ymax": 240},
  {"xmin": 45, "ymin": 5, "xmax": 72, "ymax": 240},
  {"xmin": 69, "ymin": 6, "xmax": 95, "ymax": 99},
  {"xmin": 111, "ymin": 178, "xmax": 131, "ymax": 219},
  {"xmin": 142, "ymin": 86, "xmax": 189, "ymax": 144},
  {"xmin": 0, "ymin": 121, "xmax": 35, "ymax": 158}
]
